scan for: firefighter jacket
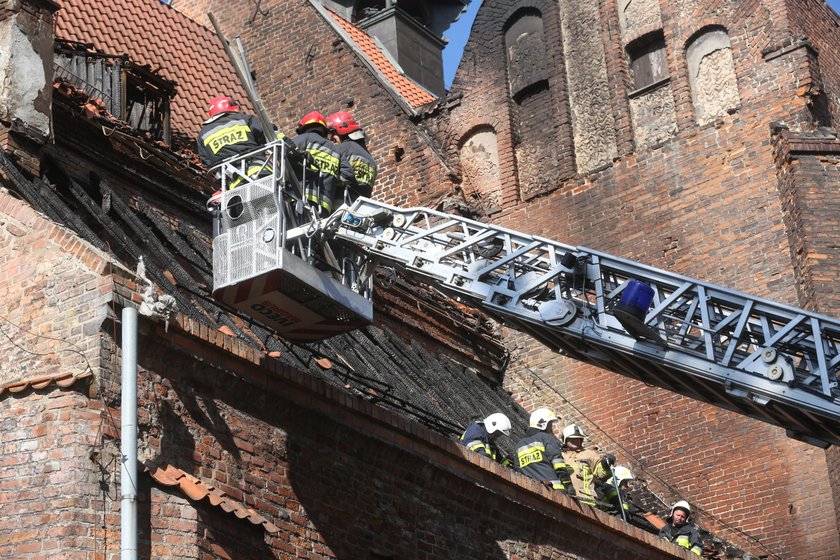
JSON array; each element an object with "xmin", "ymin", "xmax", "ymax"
[
  {"xmin": 292, "ymin": 131, "xmax": 350, "ymax": 215},
  {"xmin": 564, "ymin": 447, "xmax": 611, "ymax": 504},
  {"xmin": 459, "ymin": 422, "xmax": 511, "ymax": 467},
  {"xmin": 197, "ymin": 112, "xmax": 267, "ymax": 169},
  {"xmin": 596, "ymin": 481, "xmax": 642, "ymax": 517},
  {"xmin": 336, "ymin": 140, "xmax": 377, "ymax": 201},
  {"xmin": 660, "ymin": 522, "xmax": 703, "ymax": 556},
  {"xmin": 514, "ymin": 428, "xmax": 575, "ymax": 494}
]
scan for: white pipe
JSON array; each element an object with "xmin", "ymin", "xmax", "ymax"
[{"xmin": 120, "ymin": 307, "xmax": 138, "ymax": 560}]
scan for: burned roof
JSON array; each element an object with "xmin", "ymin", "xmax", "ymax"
[
  {"xmin": 6, "ymin": 87, "xmax": 521, "ymax": 446},
  {"xmin": 54, "ymin": 0, "xmax": 250, "ymax": 136}
]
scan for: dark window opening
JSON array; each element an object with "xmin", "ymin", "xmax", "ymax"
[
  {"xmin": 54, "ymin": 41, "xmax": 174, "ymax": 145},
  {"xmin": 627, "ymin": 32, "xmax": 668, "ymax": 93},
  {"xmin": 124, "ymin": 74, "xmax": 171, "ymax": 144}
]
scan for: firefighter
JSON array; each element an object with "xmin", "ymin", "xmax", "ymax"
[
  {"xmin": 561, "ymin": 424, "xmax": 615, "ymax": 505},
  {"xmin": 292, "ymin": 111, "xmax": 350, "ymax": 216},
  {"xmin": 596, "ymin": 465, "xmax": 641, "ymax": 516},
  {"xmin": 660, "ymin": 501, "xmax": 703, "ymax": 556},
  {"xmin": 197, "ymin": 96, "xmax": 268, "ymax": 176},
  {"xmin": 459, "ymin": 413, "xmax": 513, "ymax": 467},
  {"xmin": 326, "ymin": 111, "xmax": 377, "ymax": 204},
  {"xmin": 514, "ymin": 408, "xmax": 576, "ymax": 495}
]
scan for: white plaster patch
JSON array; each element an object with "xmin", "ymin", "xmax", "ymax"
[{"xmin": 0, "ymin": 21, "xmax": 49, "ymax": 135}]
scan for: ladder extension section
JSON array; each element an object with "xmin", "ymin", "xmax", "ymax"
[{"xmin": 328, "ymin": 198, "xmax": 840, "ymax": 447}]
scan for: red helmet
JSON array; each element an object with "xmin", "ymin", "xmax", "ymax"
[
  {"xmin": 326, "ymin": 111, "xmax": 361, "ymax": 136},
  {"xmin": 207, "ymin": 96, "xmax": 239, "ymax": 118},
  {"xmin": 298, "ymin": 111, "xmax": 327, "ymax": 129}
]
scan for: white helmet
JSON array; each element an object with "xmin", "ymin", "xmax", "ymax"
[
  {"xmin": 529, "ymin": 408, "xmax": 557, "ymax": 430},
  {"xmin": 607, "ymin": 466, "xmax": 634, "ymax": 486},
  {"xmin": 483, "ymin": 413, "xmax": 512, "ymax": 436},
  {"xmin": 670, "ymin": 500, "xmax": 691, "ymax": 517},
  {"xmin": 562, "ymin": 423, "xmax": 585, "ymax": 443}
]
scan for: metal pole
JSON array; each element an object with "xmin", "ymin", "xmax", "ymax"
[
  {"xmin": 610, "ymin": 466, "xmax": 628, "ymax": 523},
  {"xmin": 121, "ymin": 307, "xmax": 138, "ymax": 560}
]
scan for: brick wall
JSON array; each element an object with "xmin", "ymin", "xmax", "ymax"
[
  {"xmin": 0, "ymin": 192, "xmax": 110, "ymax": 387},
  {"xmin": 443, "ymin": 0, "xmax": 840, "ymax": 558},
  {"xmin": 0, "ymin": 130, "xmax": 694, "ymax": 559},
  {"xmin": 0, "ymin": 390, "xmax": 106, "ymax": 559},
  {"xmin": 774, "ymin": 128, "xmax": 840, "ymax": 530},
  {"xmin": 124, "ymin": 312, "xmax": 690, "ymax": 560}
]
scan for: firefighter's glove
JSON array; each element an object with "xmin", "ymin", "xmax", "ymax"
[
  {"xmin": 601, "ymin": 454, "xmax": 616, "ymax": 469},
  {"xmin": 285, "ymin": 143, "xmax": 306, "ymax": 164}
]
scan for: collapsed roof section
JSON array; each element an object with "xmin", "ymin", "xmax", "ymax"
[
  {"xmin": 5, "ymin": 80, "xmax": 516, "ymax": 444},
  {"xmin": 53, "ymin": 0, "xmax": 251, "ymax": 137}
]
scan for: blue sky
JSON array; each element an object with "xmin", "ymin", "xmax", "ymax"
[
  {"xmin": 443, "ymin": 0, "xmax": 840, "ymax": 90},
  {"xmin": 442, "ymin": 0, "xmax": 482, "ymax": 89}
]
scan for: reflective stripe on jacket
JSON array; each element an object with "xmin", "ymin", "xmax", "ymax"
[
  {"xmin": 293, "ymin": 131, "xmax": 346, "ymax": 213},
  {"xmin": 565, "ymin": 448, "xmax": 610, "ymax": 504},
  {"xmin": 197, "ymin": 112, "xmax": 267, "ymax": 168},
  {"xmin": 660, "ymin": 523, "xmax": 703, "ymax": 556},
  {"xmin": 336, "ymin": 140, "xmax": 377, "ymax": 200}
]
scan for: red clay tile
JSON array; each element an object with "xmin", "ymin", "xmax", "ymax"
[
  {"xmin": 0, "ymin": 370, "xmax": 91, "ymax": 397},
  {"xmin": 325, "ymin": 10, "xmax": 437, "ymax": 110},
  {"xmin": 54, "ymin": 0, "xmax": 251, "ymax": 137},
  {"xmin": 146, "ymin": 463, "xmax": 281, "ymax": 534}
]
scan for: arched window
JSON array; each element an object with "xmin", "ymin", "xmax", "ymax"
[
  {"xmin": 504, "ymin": 9, "xmax": 548, "ymax": 98},
  {"xmin": 504, "ymin": 9, "xmax": 559, "ymax": 198},
  {"xmin": 625, "ymin": 30, "xmax": 677, "ymax": 148},
  {"xmin": 460, "ymin": 127, "xmax": 502, "ymax": 213},
  {"xmin": 686, "ymin": 27, "xmax": 740, "ymax": 125}
]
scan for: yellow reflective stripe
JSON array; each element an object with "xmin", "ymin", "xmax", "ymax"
[
  {"xmin": 203, "ymin": 124, "xmax": 251, "ymax": 154},
  {"xmin": 517, "ymin": 442, "xmax": 545, "ymax": 468},
  {"xmin": 580, "ymin": 464, "xmax": 594, "ymax": 498},
  {"xmin": 553, "ymin": 461, "xmax": 573, "ymax": 473},
  {"xmin": 592, "ymin": 461, "xmax": 609, "ymax": 479},
  {"xmin": 305, "ymin": 193, "xmax": 332, "ymax": 211},
  {"xmin": 466, "ymin": 441, "xmax": 488, "ymax": 453},
  {"xmin": 306, "ymin": 149, "xmax": 340, "ymax": 177},
  {"xmin": 675, "ymin": 536, "xmax": 692, "ymax": 549},
  {"xmin": 351, "ymin": 159, "xmax": 376, "ymax": 185}
]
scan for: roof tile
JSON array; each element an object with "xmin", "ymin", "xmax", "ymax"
[
  {"xmin": 146, "ymin": 462, "xmax": 280, "ymax": 534},
  {"xmin": 325, "ymin": 10, "xmax": 437, "ymax": 109},
  {"xmin": 54, "ymin": 0, "xmax": 251, "ymax": 136},
  {"xmin": 0, "ymin": 371, "xmax": 92, "ymax": 397}
]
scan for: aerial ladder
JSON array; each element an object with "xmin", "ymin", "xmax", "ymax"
[
  {"xmin": 207, "ymin": 17, "xmax": 840, "ymax": 448},
  {"xmin": 209, "ymin": 141, "xmax": 840, "ymax": 449}
]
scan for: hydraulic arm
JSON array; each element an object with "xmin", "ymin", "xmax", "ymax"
[{"xmin": 305, "ymin": 197, "xmax": 840, "ymax": 447}]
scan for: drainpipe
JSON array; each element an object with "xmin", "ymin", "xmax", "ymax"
[{"xmin": 121, "ymin": 307, "xmax": 138, "ymax": 560}]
